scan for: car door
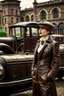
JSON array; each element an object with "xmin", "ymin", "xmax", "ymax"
[
  {"xmin": 24, "ymin": 27, "xmax": 31, "ymax": 52},
  {"xmin": 24, "ymin": 27, "xmax": 39, "ymax": 52},
  {"xmin": 30, "ymin": 27, "xmax": 39, "ymax": 51}
]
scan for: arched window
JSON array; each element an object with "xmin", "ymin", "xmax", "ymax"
[
  {"xmin": 40, "ymin": 10, "xmax": 46, "ymax": 20},
  {"xmin": 2, "ymin": 18, "xmax": 3, "ymax": 24},
  {"xmin": 21, "ymin": 17, "xmax": 24, "ymax": 22},
  {"xmin": 11, "ymin": 9, "xmax": 14, "ymax": 15},
  {"xmin": 58, "ymin": 23, "xmax": 64, "ymax": 35},
  {"xmin": 5, "ymin": 18, "xmax": 7, "ymax": 23},
  {"xmin": 4, "ymin": 10, "xmax": 6, "ymax": 15},
  {"xmin": 16, "ymin": 10, "xmax": 18, "ymax": 15},
  {"xmin": 31, "ymin": 15, "xmax": 34, "ymax": 21},
  {"xmin": 52, "ymin": 8, "xmax": 59, "ymax": 18},
  {"xmin": 11, "ymin": 17, "xmax": 14, "ymax": 23},
  {"xmin": 53, "ymin": 23, "xmax": 58, "ymax": 34},
  {"xmin": 25, "ymin": 15, "xmax": 29, "ymax": 21},
  {"xmin": 16, "ymin": 18, "xmax": 18, "ymax": 23}
]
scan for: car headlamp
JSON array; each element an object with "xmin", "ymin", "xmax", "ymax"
[{"xmin": 0, "ymin": 64, "xmax": 4, "ymax": 77}]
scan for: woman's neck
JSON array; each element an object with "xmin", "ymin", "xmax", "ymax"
[{"xmin": 41, "ymin": 35, "xmax": 49, "ymax": 41}]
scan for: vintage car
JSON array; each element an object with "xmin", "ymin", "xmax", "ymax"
[
  {"xmin": 0, "ymin": 21, "xmax": 39, "ymax": 53},
  {"xmin": 0, "ymin": 36, "xmax": 18, "ymax": 52},
  {"xmin": 51, "ymin": 34, "xmax": 64, "ymax": 79},
  {"xmin": 0, "ymin": 21, "xmax": 39, "ymax": 95},
  {"xmin": 0, "ymin": 54, "xmax": 34, "ymax": 95},
  {"xmin": 9, "ymin": 21, "xmax": 39, "ymax": 52},
  {"xmin": 51, "ymin": 34, "xmax": 64, "ymax": 43},
  {"xmin": 0, "ymin": 43, "xmax": 15, "ymax": 55}
]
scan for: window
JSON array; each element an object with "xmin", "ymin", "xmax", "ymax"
[
  {"xmin": 25, "ymin": 15, "xmax": 29, "ymax": 21},
  {"xmin": 52, "ymin": 8, "xmax": 59, "ymax": 18},
  {"xmin": 21, "ymin": 27, "xmax": 24, "ymax": 36},
  {"xmin": 26, "ymin": 28, "xmax": 30, "ymax": 36},
  {"xmin": 53, "ymin": 23, "xmax": 58, "ymax": 34},
  {"xmin": 11, "ymin": 9, "xmax": 14, "ymax": 15},
  {"xmin": 5, "ymin": 18, "xmax": 7, "ymax": 23},
  {"xmin": 16, "ymin": 18, "xmax": 18, "ymax": 23},
  {"xmin": 11, "ymin": 28, "xmax": 15, "ymax": 36},
  {"xmin": 15, "ymin": 27, "xmax": 21, "ymax": 37},
  {"xmin": 21, "ymin": 17, "xmax": 24, "ymax": 22},
  {"xmin": 58, "ymin": 23, "xmax": 64, "ymax": 35},
  {"xmin": 11, "ymin": 18, "xmax": 14, "ymax": 23},
  {"xmin": 59, "ymin": 29, "xmax": 64, "ymax": 35},
  {"xmin": 9, "ymin": 28, "xmax": 15, "ymax": 36},
  {"xmin": 15, "ymin": 27, "xmax": 24, "ymax": 37},
  {"xmin": 2, "ymin": 18, "xmax": 3, "ymax": 24},
  {"xmin": 4, "ymin": 10, "xmax": 6, "ymax": 15},
  {"xmin": 40, "ymin": 10, "xmax": 46, "ymax": 20},
  {"xmin": 16, "ymin": 10, "xmax": 18, "ymax": 15},
  {"xmin": 32, "ymin": 28, "xmax": 38, "ymax": 36},
  {"xmin": 31, "ymin": 15, "xmax": 34, "ymax": 21}
]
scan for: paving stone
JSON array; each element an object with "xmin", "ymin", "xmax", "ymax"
[{"xmin": 10, "ymin": 79, "xmax": 64, "ymax": 96}]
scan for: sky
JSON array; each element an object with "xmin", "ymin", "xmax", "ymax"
[
  {"xmin": 0, "ymin": 0, "xmax": 50, "ymax": 9},
  {"xmin": 20, "ymin": 0, "xmax": 50, "ymax": 9}
]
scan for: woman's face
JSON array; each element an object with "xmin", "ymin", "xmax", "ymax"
[{"xmin": 39, "ymin": 27, "xmax": 49, "ymax": 37}]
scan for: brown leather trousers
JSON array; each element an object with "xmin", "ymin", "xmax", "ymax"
[{"xmin": 32, "ymin": 71, "xmax": 57, "ymax": 96}]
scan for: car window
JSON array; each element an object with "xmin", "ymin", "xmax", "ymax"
[
  {"xmin": 26, "ymin": 27, "xmax": 30, "ymax": 36},
  {"xmin": 15, "ymin": 27, "xmax": 21, "ymax": 37},
  {"xmin": 32, "ymin": 28, "xmax": 38, "ymax": 36},
  {"xmin": 10, "ymin": 28, "xmax": 15, "ymax": 36}
]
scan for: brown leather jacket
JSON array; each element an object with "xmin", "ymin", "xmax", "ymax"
[{"xmin": 31, "ymin": 36, "xmax": 60, "ymax": 80}]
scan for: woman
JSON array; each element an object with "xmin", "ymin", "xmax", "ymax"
[{"xmin": 31, "ymin": 21, "xmax": 60, "ymax": 96}]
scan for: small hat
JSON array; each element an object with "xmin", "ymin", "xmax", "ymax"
[{"xmin": 39, "ymin": 21, "xmax": 54, "ymax": 31}]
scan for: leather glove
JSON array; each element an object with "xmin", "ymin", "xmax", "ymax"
[
  {"xmin": 41, "ymin": 75, "xmax": 47, "ymax": 84},
  {"xmin": 31, "ymin": 70, "xmax": 35, "ymax": 77},
  {"xmin": 31, "ymin": 68, "xmax": 36, "ymax": 77},
  {"xmin": 46, "ymin": 76, "xmax": 53, "ymax": 82},
  {"xmin": 41, "ymin": 75, "xmax": 53, "ymax": 84}
]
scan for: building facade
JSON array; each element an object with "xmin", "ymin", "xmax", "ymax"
[
  {"xmin": 0, "ymin": 0, "xmax": 64, "ymax": 36},
  {"xmin": 0, "ymin": 0, "xmax": 21, "ymax": 35}
]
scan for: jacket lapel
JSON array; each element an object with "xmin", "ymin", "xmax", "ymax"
[
  {"xmin": 39, "ymin": 42, "xmax": 48, "ymax": 57},
  {"xmin": 33, "ymin": 41, "xmax": 39, "ymax": 64},
  {"xmin": 33, "ymin": 36, "xmax": 53, "ymax": 64},
  {"xmin": 39, "ymin": 36, "xmax": 53, "ymax": 57}
]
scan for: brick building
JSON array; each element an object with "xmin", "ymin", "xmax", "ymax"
[
  {"xmin": 0, "ymin": 0, "xmax": 21, "ymax": 35},
  {"xmin": 0, "ymin": 0, "xmax": 64, "ymax": 36}
]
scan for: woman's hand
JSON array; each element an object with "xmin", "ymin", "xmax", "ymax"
[
  {"xmin": 41, "ymin": 75, "xmax": 47, "ymax": 84},
  {"xmin": 31, "ymin": 70, "xmax": 35, "ymax": 77},
  {"xmin": 41, "ymin": 75, "xmax": 53, "ymax": 84}
]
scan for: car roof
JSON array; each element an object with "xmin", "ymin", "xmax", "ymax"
[{"xmin": 9, "ymin": 21, "xmax": 39, "ymax": 28}]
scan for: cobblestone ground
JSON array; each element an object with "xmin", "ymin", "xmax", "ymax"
[{"xmin": 10, "ymin": 79, "xmax": 64, "ymax": 96}]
